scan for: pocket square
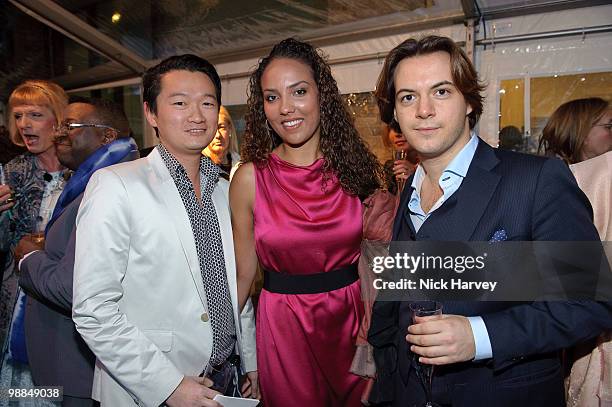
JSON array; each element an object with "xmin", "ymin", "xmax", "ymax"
[{"xmin": 489, "ymin": 229, "xmax": 507, "ymax": 243}]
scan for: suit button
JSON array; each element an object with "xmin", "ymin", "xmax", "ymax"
[{"xmin": 201, "ymin": 312, "xmax": 209, "ymax": 322}]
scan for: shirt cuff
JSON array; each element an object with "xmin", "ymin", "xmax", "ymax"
[
  {"xmin": 467, "ymin": 316, "xmax": 493, "ymax": 360},
  {"xmin": 18, "ymin": 251, "xmax": 38, "ymax": 271}
]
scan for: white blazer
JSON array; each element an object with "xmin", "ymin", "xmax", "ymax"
[{"xmin": 72, "ymin": 149, "xmax": 256, "ymax": 407}]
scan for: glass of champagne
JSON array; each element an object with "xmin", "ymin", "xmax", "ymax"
[
  {"xmin": 409, "ymin": 301, "xmax": 443, "ymax": 407},
  {"xmin": 0, "ymin": 163, "xmax": 15, "ymax": 205},
  {"xmin": 395, "ymin": 150, "xmax": 408, "ymax": 194}
]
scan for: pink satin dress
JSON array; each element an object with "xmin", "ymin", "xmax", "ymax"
[{"xmin": 254, "ymin": 153, "xmax": 366, "ymax": 406}]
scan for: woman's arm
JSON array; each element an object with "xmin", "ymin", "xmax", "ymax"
[{"xmin": 229, "ymin": 162, "xmax": 258, "ymax": 311}]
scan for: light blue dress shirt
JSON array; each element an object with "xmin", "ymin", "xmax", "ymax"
[{"xmin": 407, "ymin": 134, "xmax": 493, "ymax": 360}]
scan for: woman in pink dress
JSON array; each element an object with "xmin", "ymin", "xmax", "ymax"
[{"xmin": 230, "ymin": 38, "xmax": 383, "ymax": 406}]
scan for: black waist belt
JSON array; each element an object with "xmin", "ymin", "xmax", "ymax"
[{"xmin": 263, "ymin": 263, "xmax": 359, "ymax": 294}]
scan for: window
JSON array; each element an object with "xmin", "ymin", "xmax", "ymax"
[{"xmin": 496, "ymin": 72, "xmax": 612, "ymax": 154}]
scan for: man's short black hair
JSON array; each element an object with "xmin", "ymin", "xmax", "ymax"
[
  {"xmin": 142, "ymin": 54, "xmax": 222, "ymax": 115},
  {"xmin": 69, "ymin": 97, "xmax": 131, "ymax": 138}
]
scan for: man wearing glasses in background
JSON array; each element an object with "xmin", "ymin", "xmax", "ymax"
[{"xmin": 14, "ymin": 97, "xmax": 139, "ymax": 407}]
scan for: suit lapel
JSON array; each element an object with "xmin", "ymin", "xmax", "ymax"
[
  {"xmin": 432, "ymin": 139, "xmax": 501, "ymax": 241},
  {"xmin": 148, "ymin": 149, "xmax": 207, "ymax": 306},
  {"xmin": 212, "ymin": 184, "xmax": 239, "ymax": 318}
]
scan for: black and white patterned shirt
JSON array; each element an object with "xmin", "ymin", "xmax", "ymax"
[{"xmin": 157, "ymin": 144, "xmax": 236, "ymax": 367}]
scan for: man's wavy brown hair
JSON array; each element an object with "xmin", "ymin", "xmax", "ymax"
[
  {"xmin": 242, "ymin": 38, "xmax": 382, "ymax": 199},
  {"xmin": 375, "ymin": 35, "xmax": 485, "ymax": 132}
]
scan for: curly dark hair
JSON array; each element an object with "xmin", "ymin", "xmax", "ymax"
[{"xmin": 242, "ymin": 37, "xmax": 383, "ymax": 199}]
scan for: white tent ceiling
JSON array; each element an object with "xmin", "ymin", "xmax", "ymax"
[{"xmin": 7, "ymin": 0, "xmax": 608, "ymax": 90}]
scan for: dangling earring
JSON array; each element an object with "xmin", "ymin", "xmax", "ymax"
[{"xmin": 265, "ymin": 119, "xmax": 275, "ymax": 141}]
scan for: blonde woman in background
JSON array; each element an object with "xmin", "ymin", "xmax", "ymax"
[{"xmin": 0, "ymin": 80, "xmax": 68, "ymax": 406}]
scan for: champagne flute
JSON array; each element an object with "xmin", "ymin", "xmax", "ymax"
[
  {"xmin": 394, "ymin": 150, "xmax": 408, "ymax": 194},
  {"xmin": 409, "ymin": 301, "xmax": 443, "ymax": 407},
  {"xmin": 0, "ymin": 163, "xmax": 15, "ymax": 204}
]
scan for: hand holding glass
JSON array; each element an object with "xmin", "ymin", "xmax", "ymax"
[
  {"xmin": 409, "ymin": 301, "xmax": 443, "ymax": 407},
  {"xmin": 0, "ymin": 164, "xmax": 16, "ymax": 210},
  {"xmin": 31, "ymin": 215, "xmax": 46, "ymax": 245}
]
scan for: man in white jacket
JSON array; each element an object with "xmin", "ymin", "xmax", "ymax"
[{"xmin": 73, "ymin": 54, "xmax": 257, "ymax": 407}]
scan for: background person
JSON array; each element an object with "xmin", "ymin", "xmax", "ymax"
[
  {"xmin": 0, "ymin": 80, "xmax": 68, "ymax": 401},
  {"xmin": 381, "ymin": 124, "xmax": 419, "ymax": 195},
  {"xmin": 535, "ymin": 96, "xmax": 612, "ymax": 407},
  {"xmin": 351, "ymin": 124, "xmax": 419, "ymax": 404},
  {"xmin": 203, "ymin": 106, "xmax": 241, "ymax": 180},
  {"xmin": 567, "ymin": 151, "xmax": 612, "ymax": 407},
  {"xmin": 498, "ymin": 125, "xmax": 524, "ymax": 152},
  {"xmin": 541, "ymin": 97, "xmax": 612, "ymax": 407},
  {"xmin": 14, "ymin": 98, "xmax": 139, "ymax": 407},
  {"xmin": 539, "ymin": 97, "xmax": 611, "ymax": 164},
  {"xmin": 231, "ymin": 38, "xmax": 382, "ymax": 406}
]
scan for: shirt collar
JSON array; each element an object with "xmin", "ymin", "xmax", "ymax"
[
  {"xmin": 410, "ymin": 132, "xmax": 479, "ymax": 192},
  {"xmin": 157, "ymin": 143, "xmax": 184, "ymax": 180},
  {"xmin": 444, "ymin": 132, "xmax": 479, "ymax": 178},
  {"xmin": 157, "ymin": 143, "xmax": 220, "ymax": 183}
]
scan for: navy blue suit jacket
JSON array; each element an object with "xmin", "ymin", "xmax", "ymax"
[{"xmin": 368, "ymin": 139, "xmax": 612, "ymax": 406}]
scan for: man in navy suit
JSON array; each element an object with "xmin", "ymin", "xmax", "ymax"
[{"xmin": 368, "ymin": 35, "xmax": 611, "ymax": 407}]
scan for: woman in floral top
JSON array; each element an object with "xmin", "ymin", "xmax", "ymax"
[{"xmin": 0, "ymin": 80, "xmax": 68, "ymax": 404}]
